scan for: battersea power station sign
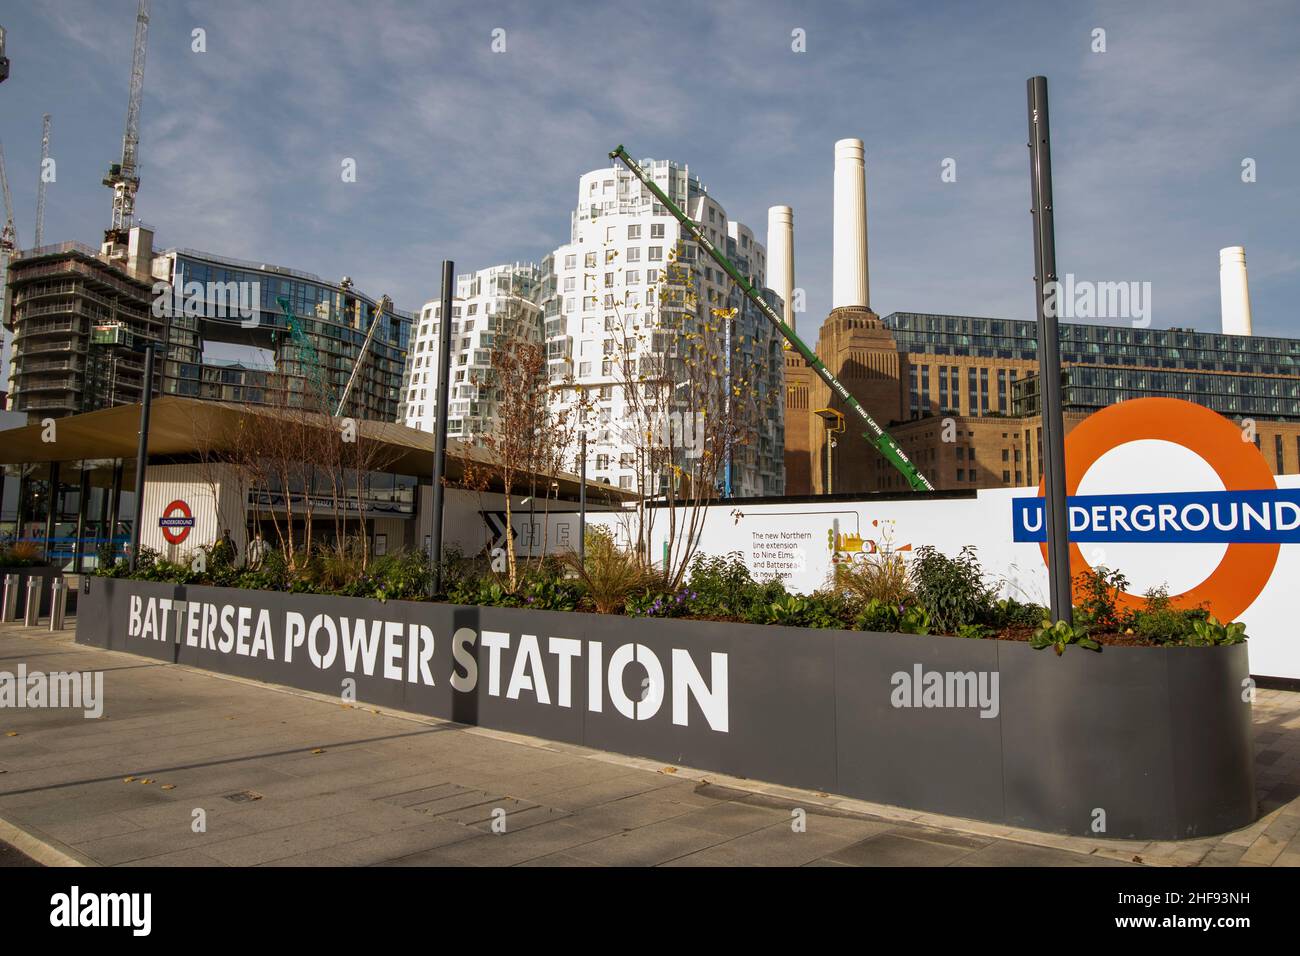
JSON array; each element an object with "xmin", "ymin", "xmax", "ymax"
[
  {"xmin": 78, "ymin": 577, "xmax": 1256, "ymax": 839},
  {"xmin": 123, "ymin": 591, "xmax": 729, "ymax": 732}
]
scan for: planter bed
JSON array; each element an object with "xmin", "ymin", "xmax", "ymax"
[{"xmin": 75, "ymin": 577, "xmax": 1256, "ymax": 841}]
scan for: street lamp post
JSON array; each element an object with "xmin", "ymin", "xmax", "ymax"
[
  {"xmin": 128, "ymin": 343, "xmax": 155, "ymax": 572},
  {"xmin": 1027, "ymin": 76, "xmax": 1073, "ymax": 624},
  {"xmin": 429, "ymin": 260, "xmax": 454, "ymax": 595}
]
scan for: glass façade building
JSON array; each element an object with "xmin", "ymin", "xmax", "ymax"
[
  {"xmin": 157, "ymin": 249, "xmax": 413, "ymax": 420},
  {"xmin": 884, "ymin": 312, "xmax": 1300, "ymax": 422}
]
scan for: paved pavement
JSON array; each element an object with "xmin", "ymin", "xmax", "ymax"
[{"xmin": 0, "ymin": 620, "xmax": 1297, "ymax": 867}]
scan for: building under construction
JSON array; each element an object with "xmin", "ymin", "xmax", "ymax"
[{"xmin": 3, "ymin": 229, "xmax": 413, "ymax": 421}]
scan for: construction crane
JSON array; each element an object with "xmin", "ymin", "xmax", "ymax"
[
  {"xmin": 276, "ymin": 295, "xmax": 335, "ymax": 413},
  {"xmin": 608, "ymin": 144, "xmax": 935, "ymax": 492},
  {"xmin": 334, "ymin": 295, "xmax": 391, "ymax": 417},
  {"xmin": 102, "ymin": 0, "xmax": 149, "ymax": 247},
  {"xmin": 0, "ymin": 140, "xmax": 16, "ymax": 257},
  {"xmin": 34, "ymin": 114, "xmax": 50, "ymax": 248},
  {"xmin": 1, "ymin": 140, "xmax": 17, "ymax": 321}
]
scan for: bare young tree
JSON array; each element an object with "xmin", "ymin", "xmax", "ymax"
[
  {"xmin": 479, "ymin": 334, "xmax": 549, "ymax": 591},
  {"xmin": 605, "ymin": 244, "xmax": 776, "ymax": 589}
]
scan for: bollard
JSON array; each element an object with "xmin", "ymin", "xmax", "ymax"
[
  {"xmin": 1, "ymin": 574, "xmax": 18, "ymax": 622},
  {"xmin": 24, "ymin": 576, "xmax": 42, "ymax": 626},
  {"xmin": 49, "ymin": 578, "xmax": 67, "ymax": 631}
]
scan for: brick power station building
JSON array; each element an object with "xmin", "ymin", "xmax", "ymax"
[{"xmin": 775, "ymin": 143, "xmax": 1300, "ymax": 496}]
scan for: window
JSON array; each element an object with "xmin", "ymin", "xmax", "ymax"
[
  {"xmin": 651, "ymin": 223, "xmax": 665, "ymax": 238},
  {"xmin": 585, "ymin": 252, "xmax": 596, "ymax": 268},
  {"xmin": 628, "ymin": 224, "xmax": 641, "ymax": 239},
  {"xmin": 565, "ymin": 254, "xmax": 576, "ymax": 269},
  {"xmin": 596, "ymin": 455, "xmax": 610, "ymax": 470},
  {"xmin": 649, "ymin": 246, "xmax": 663, "ymax": 261},
  {"xmin": 626, "ymin": 247, "xmax": 641, "ymax": 262}
]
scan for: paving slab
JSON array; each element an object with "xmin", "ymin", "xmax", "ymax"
[{"xmin": 2, "ymin": 622, "xmax": 1298, "ymax": 868}]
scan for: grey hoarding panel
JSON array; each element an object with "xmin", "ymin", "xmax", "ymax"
[
  {"xmin": 834, "ymin": 631, "xmax": 1004, "ymax": 823},
  {"xmin": 76, "ymin": 578, "xmax": 1256, "ymax": 839}
]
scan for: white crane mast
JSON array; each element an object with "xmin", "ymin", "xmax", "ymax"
[
  {"xmin": 34, "ymin": 114, "xmax": 50, "ymax": 248},
  {"xmin": 0, "ymin": 141, "xmax": 15, "ymax": 256},
  {"xmin": 103, "ymin": 0, "xmax": 150, "ymax": 244}
]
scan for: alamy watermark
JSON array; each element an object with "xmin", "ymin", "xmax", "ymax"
[
  {"xmin": 152, "ymin": 279, "xmax": 260, "ymax": 327},
  {"xmin": 0, "ymin": 665, "xmax": 103, "ymax": 718},
  {"xmin": 1043, "ymin": 273, "xmax": 1152, "ymax": 326},
  {"xmin": 891, "ymin": 664, "xmax": 999, "ymax": 718}
]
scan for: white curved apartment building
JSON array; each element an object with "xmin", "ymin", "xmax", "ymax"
[
  {"xmin": 397, "ymin": 262, "xmax": 542, "ymax": 442},
  {"xmin": 538, "ymin": 159, "xmax": 785, "ymax": 498}
]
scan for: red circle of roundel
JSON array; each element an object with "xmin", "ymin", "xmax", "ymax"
[
  {"xmin": 159, "ymin": 499, "xmax": 194, "ymax": 545},
  {"xmin": 1037, "ymin": 397, "xmax": 1279, "ymax": 622}
]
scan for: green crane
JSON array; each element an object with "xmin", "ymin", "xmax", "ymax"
[
  {"xmin": 276, "ymin": 295, "xmax": 335, "ymax": 413},
  {"xmin": 609, "ymin": 145, "xmax": 935, "ymax": 493}
]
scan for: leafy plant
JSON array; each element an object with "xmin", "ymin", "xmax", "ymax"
[
  {"xmin": 627, "ymin": 588, "xmax": 696, "ymax": 618},
  {"xmin": 956, "ymin": 623, "xmax": 994, "ymax": 640},
  {"xmin": 910, "ymin": 545, "xmax": 995, "ymax": 633},
  {"xmin": 564, "ymin": 527, "xmax": 653, "ymax": 614},
  {"xmin": 686, "ymin": 552, "xmax": 757, "ymax": 619},
  {"xmin": 898, "ymin": 605, "xmax": 931, "ymax": 635},
  {"xmin": 856, "ymin": 598, "xmax": 901, "ymax": 633},
  {"xmin": 366, "ymin": 549, "xmax": 434, "ymax": 602},
  {"xmin": 760, "ymin": 591, "xmax": 853, "ymax": 629},
  {"xmin": 991, "ymin": 597, "xmax": 1045, "ymax": 629},
  {"xmin": 1073, "ymin": 566, "xmax": 1129, "ymax": 632},
  {"xmin": 1030, "ymin": 618, "xmax": 1101, "ymax": 655},
  {"xmin": 1131, "ymin": 585, "xmax": 1192, "ymax": 644},
  {"xmin": 1189, "ymin": 616, "xmax": 1248, "ymax": 646}
]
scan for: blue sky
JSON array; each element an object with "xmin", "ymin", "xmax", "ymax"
[{"xmin": 2, "ymin": 0, "xmax": 1298, "ymax": 353}]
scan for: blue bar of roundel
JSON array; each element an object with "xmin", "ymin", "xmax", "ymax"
[{"xmin": 1011, "ymin": 488, "xmax": 1300, "ymax": 543}]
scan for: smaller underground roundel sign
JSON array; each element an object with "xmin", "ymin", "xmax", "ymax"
[
  {"xmin": 158, "ymin": 499, "xmax": 196, "ymax": 545},
  {"xmin": 1012, "ymin": 398, "xmax": 1295, "ymax": 622}
]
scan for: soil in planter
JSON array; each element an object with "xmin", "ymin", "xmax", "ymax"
[{"xmin": 996, "ymin": 625, "xmax": 1178, "ymax": 647}]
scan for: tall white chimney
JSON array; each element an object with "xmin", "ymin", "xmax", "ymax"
[
  {"xmin": 1219, "ymin": 246, "xmax": 1253, "ymax": 336},
  {"xmin": 833, "ymin": 138, "xmax": 869, "ymax": 310},
  {"xmin": 766, "ymin": 205, "xmax": 795, "ymax": 332}
]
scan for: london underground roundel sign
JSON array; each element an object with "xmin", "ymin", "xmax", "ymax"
[
  {"xmin": 1012, "ymin": 398, "xmax": 1294, "ymax": 622},
  {"xmin": 159, "ymin": 499, "xmax": 195, "ymax": 545}
]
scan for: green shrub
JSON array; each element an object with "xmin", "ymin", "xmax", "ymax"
[
  {"xmin": 856, "ymin": 598, "xmax": 901, "ymax": 632},
  {"xmin": 991, "ymin": 597, "xmax": 1045, "ymax": 629},
  {"xmin": 366, "ymin": 549, "xmax": 434, "ymax": 602},
  {"xmin": 1129, "ymin": 585, "xmax": 1190, "ymax": 644},
  {"xmin": 517, "ymin": 562, "xmax": 582, "ymax": 611},
  {"xmin": 686, "ymin": 552, "xmax": 758, "ymax": 619},
  {"xmin": 854, "ymin": 599, "xmax": 930, "ymax": 635},
  {"xmin": 627, "ymin": 588, "xmax": 695, "ymax": 618},
  {"xmin": 1073, "ymin": 566, "xmax": 1129, "ymax": 631},
  {"xmin": 758, "ymin": 591, "xmax": 854, "ymax": 629},
  {"xmin": 910, "ymin": 545, "xmax": 995, "ymax": 633}
]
